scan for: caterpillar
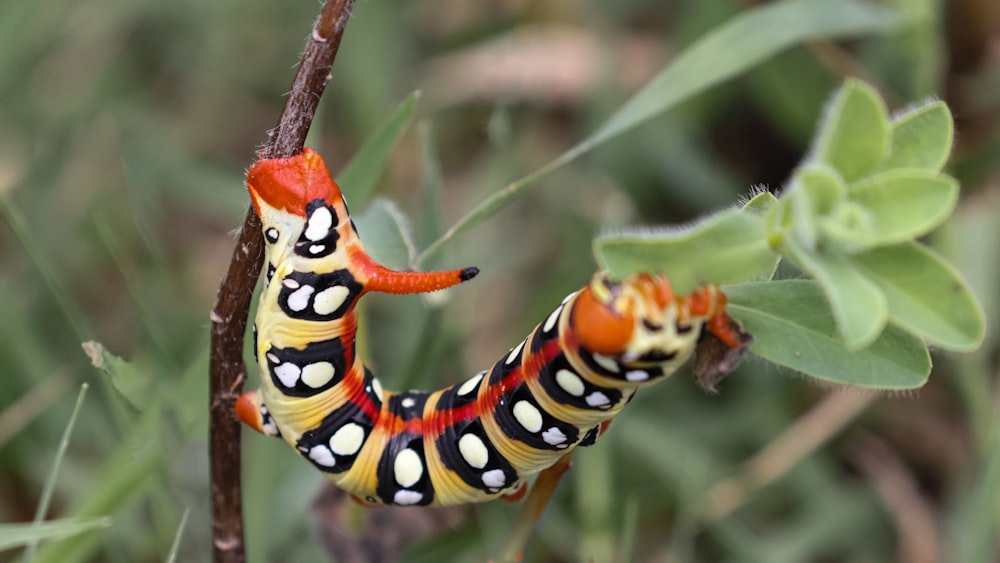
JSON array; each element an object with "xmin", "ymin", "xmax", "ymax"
[{"xmin": 235, "ymin": 148, "xmax": 745, "ymax": 507}]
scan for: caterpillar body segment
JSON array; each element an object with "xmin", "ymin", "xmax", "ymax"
[{"xmin": 237, "ymin": 149, "xmax": 744, "ymax": 507}]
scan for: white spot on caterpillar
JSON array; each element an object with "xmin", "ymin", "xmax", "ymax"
[
  {"xmin": 393, "ymin": 448, "xmax": 423, "ymax": 487},
  {"xmin": 625, "ymin": 370, "xmax": 650, "ymax": 382},
  {"xmin": 457, "ymin": 372, "xmax": 484, "ymax": 396},
  {"xmin": 309, "ymin": 244, "xmax": 325, "ymax": 254},
  {"xmin": 313, "ymin": 285, "xmax": 350, "ymax": 315},
  {"xmin": 401, "ymin": 397, "xmax": 416, "ymax": 409},
  {"xmin": 301, "ymin": 362, "xmax": 335, "ymax": 388},
  {"xmin": 308, "ymin": 446, "xmax": 335, "ymax": 467},
  {"xmin": 262, "ymin": 420, "xmax": 279, "ymax": 436},
  {"xmin": 592, "ymin": 353, "xmax": 620, "ymax": 373},
  {"xmin": 458, "ymin": 434, "xmax": 489, "ymax": 469},
  {"xmin": 512, "ymin": 401, "xmax": 543, "ymax": 433},
  {"xmin": 542, "ymin": 305, "xmax": 563, "ymax": 333},
  {"xmin": 560, "ymin": 291, "xmax": 578, "ymax": 305},
  {"xmin": 585, "ymin": 392, "xmax": 611, "ymax": 408},
  {"xmin": 542, "ymin": 427, "xmax": 567, "ymax": 446},
  {"xmin": 265, "ymin": 228, "xmax": 279, "ymax": 242},
  {"xmin": 304, "ymin": 206, "xmax": 333, "ymax": 241},
  {"xmin": 266, "ymin": 352, "xmax": 280, "ymax": 364},
  {"xmin": 282, "ymin": 278, "xmax": 300, "ymax": 289},
  {"xmin": 329, "ymin": 423, "xmax": 365, "ymax": 456},
  {"xmin": 273, "ymin": 363, "xmax": 301, "ymax": 387},
  {"xmin": 393, "ymin": 490, "xmax": 423, "ymax": 505},
  {"xmin": 481, "ymin": 469, "xmax": 506, "ymax": 488},
  {"xmin": 555, "ymin": 369, "xmax": 585, "ymax": 397},
  {"xmin": 287, "ymin": 285, "xmax": 315, "ymax": 312},
  {"xmin": 505, "ymin": 339, "xmax": 526, "ymax": 365},
  {"xmin": 371, "ymin": 378, "xmax": 384, "ymax": 402}
]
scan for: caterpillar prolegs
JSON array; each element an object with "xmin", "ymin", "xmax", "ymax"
[{"xmin": 235, "ymin": 148, "xmax": 747, "ymax": 507}]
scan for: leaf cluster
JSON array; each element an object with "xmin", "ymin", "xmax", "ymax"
[{"xmin": 595, "ymin": 80, "xmax": 985, "ymax": 388}]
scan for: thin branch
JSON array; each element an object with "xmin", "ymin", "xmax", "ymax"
[
  {"xmin": 208, "ymin": 1, "xmax": 355, "ymax": 562},
  {"xmin": 701, "ymin": 391, "xmax": 875, "ymax": 521},
  {"xmin": 493, "ymin": 454, "xmax": 575, "ymax": 563}
]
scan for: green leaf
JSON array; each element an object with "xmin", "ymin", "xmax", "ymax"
[
  {"xmin": 0, "ymin": 518, "xmax": 111, "ymax": 551},
  {"xmin": 418, "ymin": 0, "xmax": 900, "ymax": 264},
  {"xmin": 81, "ymin": 342, "xmax": 151, "ymax": 412},
  {"xmin": 847, "ymin": 169, "xmax": 958, "ymax": 244},
  {"xmin": 337, "ymin": 91, "xmax": 421, "ymax": 204},
  {"xmin": 353, "ymin": 199, "xmax": 417, "ymax": 270},
  {"xmin": 850, "ymin": 243, "xmax": 985, "ymax": 351},
  {"xmin": 784, "ymin": 240, "xmax": 887, "ymax": 349},
  {"xmin": 788, "ymin": 165, "xmax": 848, "ymax": 250},
  {"xmin": 740, "ymin": 190, "xmax": 779, "ymax": 216},
  {"xmin": 880, "ymin": 100, "xmax": 954, "ymax": 172},
  {"xmin": 588, "ymin": 0, "xmax": 899, "ymax": 149},
  {"xmin": 725, "ymin": 280, "xmax": 930, "ymax": 389},
  {"xmin": 811, "ymin": 79, "xmax": 891, "ymax": 182},
  {"xmin": 594, "ymin": 210, "xmax": 778, "ymax": 294},
  {"xmin": 415, "ymin": 120, "xmax": 445, "ymax": 251}
]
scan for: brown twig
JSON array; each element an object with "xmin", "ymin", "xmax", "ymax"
[
  {"xmin": 702, "ymin": 391, "xmax": 875, "ymax": 521},
  {"xmin": 208, "ymin": 1, "xmax": 355, "ymax": 561},
  {"xmin": 493, "ymin": 453, "xmax": 575, "ymax": 563}
]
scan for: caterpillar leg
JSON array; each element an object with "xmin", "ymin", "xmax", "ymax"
[{"xmin": 235, "ymin": 390, "xmax": 281, "ymax": 438}]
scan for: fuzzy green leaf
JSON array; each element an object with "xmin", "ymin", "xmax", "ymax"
[
  {"xmin": 594, "ymin": 210, "xmax": 777, "ymax": 294},
  {"xmin": 880, "ymin": 101, "xmax": 954, "ymax": 172},
  {"xmin": 850, "ymin": 243, "xmax": 985, "ymax": 351},
  {"xmin": 725, "ymin": 280, "xmax": 930, "ymax": 389},
  {"xmin": 789, "ymin": 165, "xmax": 848, "ymax": 249},
  {"xmin": 811, "ymin": 79, "xmax": 890, "ymax": 182},
  {"xmin": 740, "ymin": 190, "xmax": 779, "ymax": 216},
  {"xmin": 847, "ymin": 169, "xmax": 958, "ymax": 244},
  {"xmin": 338, "ymin": 91, "xmax": 421, "ymax": 204},
  {"xmin": 784, "ymin": 240, "xmax": 887, "ymax": 349}
]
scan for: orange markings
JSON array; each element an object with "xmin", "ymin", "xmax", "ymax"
[
  {"xmin": 634, "ymin": 273, "xmax": 674, "ymax": 309},
  {"xmin": 572, "ymin": 286, "xmax": 634, "ymax": 356},
  {"xmin": 348, "ymin": 247, "xmax": 479, "ymax": 295},
  {"xmin": 235, "ymin": 391, "xmax": 264, "ymax": 433},
  {"xmin": 501, "ymin": 481, "xmax": 528, "ymax": 502},
  {"xmin": 246, "ymin": 148, "xmax": 342, "ymax": 217},
  {"xmin": 681, "ymin": 285, "xmax": 741, "ymax": 349}
]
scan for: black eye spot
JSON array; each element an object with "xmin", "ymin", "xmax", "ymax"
[
  {"xmin": 642, "ymin": 320, "xmax": 663, "ymax": 331},
  {"xmin": 265, "ymin": 228, "xmax": 279, "ymax": 243},
  {"xmin": 676, "ymin": 323, "xmax": 693, "ymax": 334}
]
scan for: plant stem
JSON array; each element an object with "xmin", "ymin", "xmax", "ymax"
[{"xmin": 208, "ymin": 2, "xmax": 355, "ymax": 562}]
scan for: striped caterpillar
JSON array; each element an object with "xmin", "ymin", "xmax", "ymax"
[{"xmin": 235, "ymin": 148, "xmax": 745, "ymax": 507}]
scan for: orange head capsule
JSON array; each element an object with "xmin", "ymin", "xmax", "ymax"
[{"xmin": 246, "ymin": 148, "xmax": 346, "ymax": 218}]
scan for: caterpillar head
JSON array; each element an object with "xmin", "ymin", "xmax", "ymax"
[
  {"xmin": 573, "ymin": 272, "xmax": 726, "ymax": 370},
  {"xmin": 247, "ymin": 148, "xmax": 355, "ymax": 261},
  {"xmin": 246, "ymin": 147, "xmax": 479, "ymax": 295}
]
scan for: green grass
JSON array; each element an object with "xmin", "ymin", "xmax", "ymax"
[{"xmin": 1, "ymin": 0, "xmax": 998, "ymax": 561}]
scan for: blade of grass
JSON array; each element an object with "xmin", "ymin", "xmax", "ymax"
[
  {"xmin": 337, "ymin": 91, "xmax": 421, "ymax": 204},
  {"xmin": 0, "ymin": 197, "xmax": 91, "ymax": 340},
  {"xmin": 417, "ymin": 0, "xmax": 900, "ymax": 265},
  {"xmin": 164, "ymin": 508, "xmax": 189, "ymax": 563},
  {"xmin": 0, "ymin": 518, "xmax": 112, "ymax": 552},
  {"xmin": 22, "ymin": 383, "xmax": 89, "ymax": 563}
]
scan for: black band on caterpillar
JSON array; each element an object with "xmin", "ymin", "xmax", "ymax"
[{"xmin": 235, "ymin": 148, "xmax": 747, "ymax": 507}]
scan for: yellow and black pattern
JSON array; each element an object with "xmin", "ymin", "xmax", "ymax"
[{"xmin": 235, "ymin": 148, "xmax": 744, "ymax": 506}]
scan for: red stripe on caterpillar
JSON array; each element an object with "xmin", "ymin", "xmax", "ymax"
[{"xmin": 236, "ymin": 148, "xmax": 746, "ymax": 507}]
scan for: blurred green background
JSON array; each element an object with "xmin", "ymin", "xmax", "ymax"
[{"xmin": 1, "ymin": 0, "xmax": 999, "ymax": 561}]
